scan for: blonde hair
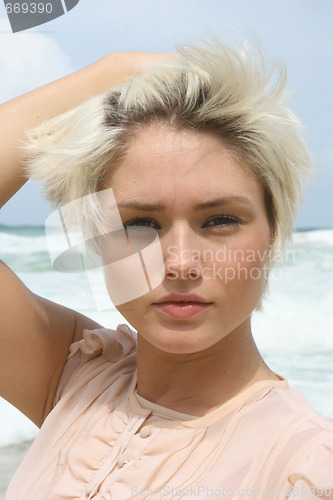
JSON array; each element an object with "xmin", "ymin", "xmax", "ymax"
[{"xmin": 23, "ymin": 40, "xmax": 312, "ymax": 251}]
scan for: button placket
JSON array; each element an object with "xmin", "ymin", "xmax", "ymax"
[{"xmin": 79, "ymin": 413, "xmax": 150, "ymax": 499}]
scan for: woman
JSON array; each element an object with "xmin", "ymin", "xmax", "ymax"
[{"xmin": 1, "ymin": 41, "xmax": 332, "ymax": 499}]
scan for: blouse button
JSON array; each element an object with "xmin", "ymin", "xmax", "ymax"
[
  {"xmin": 117, "ymin": 455, "xmax": 129, "ymax": 468},
  {"xmin": 139, "ymin": 425, "xmax": 152, "ymax": 438},
  {"xmin": 85, "ymin": 483, "xmax": 98, "ymax": 497}
]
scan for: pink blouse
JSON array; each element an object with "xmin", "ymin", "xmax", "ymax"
[{"xmin": 6, "ymin": 325, "xmax": 333, "ymax": 499}]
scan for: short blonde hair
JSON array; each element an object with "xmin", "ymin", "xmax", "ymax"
[{"xmin": 23, "ymin": 40, "xmax": 312, "ymax": 251}]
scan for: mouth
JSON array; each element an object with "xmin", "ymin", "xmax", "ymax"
[{"xmin": 152, "ymin": 294, "xmax": 213, "ymax": 319}]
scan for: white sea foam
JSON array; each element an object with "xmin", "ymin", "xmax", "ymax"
[
  {"xmin": 293, "ymin": 228, "xmax": 333, "ymax": 246},
  {"xmin": 0, "ymin": 398, "xmax": 38, "ymax": 447}
]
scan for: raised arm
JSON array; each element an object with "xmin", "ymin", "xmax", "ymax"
[
  {"xmin": 0, "ymin": 51, "xmax": 170, "ymax": 427},
  {"xmin": 0, "ymin": 51, "xmax": 170, "ymax": 207}
]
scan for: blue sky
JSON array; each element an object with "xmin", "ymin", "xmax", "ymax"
[{"xmin": 0, "ymin": 0, "xmax": 332, "ymax": 228}]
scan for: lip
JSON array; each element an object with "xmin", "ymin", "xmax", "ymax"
[
  {"xmin": 152, "ymin": 293, "xmax": 213, "ymax": 319},
  {"xmin": 153, "ymin": 293, "xmax": 211, "ymax": 304}
]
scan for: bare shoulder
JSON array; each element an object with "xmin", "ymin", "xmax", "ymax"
[
  {"xmin": 0, "ymin": 260, "xmax": 103, "ymax": 427},
  {"xmin": 32, "ymin": 296, "xmax": 104, "ymax": 422}
]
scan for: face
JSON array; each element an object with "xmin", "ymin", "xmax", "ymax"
[{"xmin": 103, "ymin": 124, "xmax": 271, "ymax": 355}]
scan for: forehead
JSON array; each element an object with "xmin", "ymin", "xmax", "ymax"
[{"xmin": 108, "ymin": 124, "xmax": 263, "ymax": 206}]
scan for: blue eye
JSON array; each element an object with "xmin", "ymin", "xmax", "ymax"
[
  {"xmin": 123, "ymin": 217, "xmax": 161, "ymax": 230},
  {"xmin": 203, "ymin": 214, "xmax": 240, "ymax": 228}
]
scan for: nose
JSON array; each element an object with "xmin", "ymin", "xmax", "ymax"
[{"xmin": 163, "ymin": 224, "xmax": 202, "ymax": 281}]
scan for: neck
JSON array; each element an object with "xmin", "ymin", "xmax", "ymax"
[{"xmin": 136, "ymin": 319, "xmax": 278, "ymax": 416}]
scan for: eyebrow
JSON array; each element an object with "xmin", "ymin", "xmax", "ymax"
[{"xmin": 116, "ymin": 196, "xmax": 254, "ymax": 212}]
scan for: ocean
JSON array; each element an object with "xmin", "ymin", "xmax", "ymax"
[{"xmin": 0, "ymin": 224, "xmax": 333, "ymax": 496}]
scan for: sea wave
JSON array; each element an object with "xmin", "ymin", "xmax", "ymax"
[
  {"xmin": 0, "ymin": 226, "xmax": 332, "ymax": 447},
  {"xmin": 1, "ymin": 225, "xmax": 333, "ymax": 271}
]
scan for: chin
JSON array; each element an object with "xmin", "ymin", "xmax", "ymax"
[{"xmin": 137, "ymin": 324, "xmax": 223, "ymax": 356}]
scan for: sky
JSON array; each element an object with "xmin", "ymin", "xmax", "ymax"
[{"xmin": 0, "ymin": 0, "xmax": 332, "ymax": 228}]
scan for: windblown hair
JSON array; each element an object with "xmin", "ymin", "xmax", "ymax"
[{"xmin": 23, "ymin": 40, "xmax": 312, "ymax": 251}]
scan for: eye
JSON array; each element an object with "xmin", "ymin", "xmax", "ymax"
[
  {"xmin": 203, "ymin": 214, "xmax": 240, "ymax": 229},
  {"xmin": 123, "ymin": 217, "xmax": 161, "ymax": 230}
]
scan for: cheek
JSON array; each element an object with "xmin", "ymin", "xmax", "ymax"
[{"xmin": 211, "ymin": 233, "xmax": 271, "ymax": 295}]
